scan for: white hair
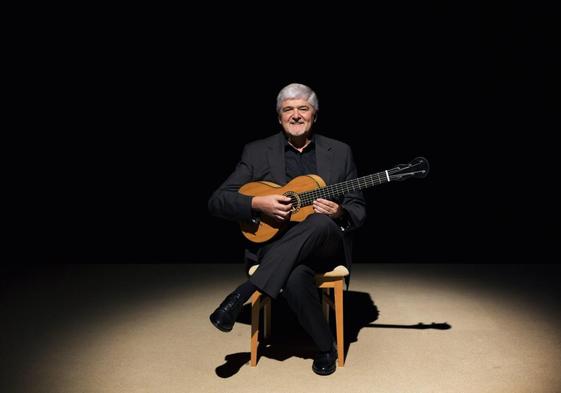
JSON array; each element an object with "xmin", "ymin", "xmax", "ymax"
[{"xmin": 276, "ymin": 83, "xmax": 319, "ymax": 113}]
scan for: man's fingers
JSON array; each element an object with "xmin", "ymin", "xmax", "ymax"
[
  {"xmin": 313, "ymin": 200, "xmax": 335, "ymax": 216},
  {"xmin": 274, "ymin": 212, "xmax": 289, "ymax": 221},
  {"xmin": 313, "ymin": 205, "xmax": 327, "ymax": 214},
  {"xmin": 313, "ymin": 200, "xmax": 330, "ymax": 211},
  {"xmin": 276, "ymin": 208, "xmax": 291, "ymax": 218},
  {"xmin": 277, "ymin": 195, "xmax": 292, "ymax": 203},
  {"xmin": 316, "ymin": 198, "xmax": 336, "ymax": 209}
]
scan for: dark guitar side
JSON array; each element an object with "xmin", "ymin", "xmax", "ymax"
[{"xmin": 239, "ymin": 174, "xmax": 327, "ymax": 243}]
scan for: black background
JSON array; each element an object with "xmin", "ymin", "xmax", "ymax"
[{"xmin": 29, "ymin": 2, "xmax": 557, "ymax": 265}]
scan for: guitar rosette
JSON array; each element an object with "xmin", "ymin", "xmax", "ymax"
[{"xmin": 283, "ymin": 191, "xmax": 301, "ymax": 213}]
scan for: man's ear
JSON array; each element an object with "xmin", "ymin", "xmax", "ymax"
[{"xmin": 314, "ymin": 113, "xmax": 318, "ymax": 123}]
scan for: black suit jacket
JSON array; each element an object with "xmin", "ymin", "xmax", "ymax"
[{"xmin": 208, "ymin": 132, "xmax": 367, "ymax": 275}]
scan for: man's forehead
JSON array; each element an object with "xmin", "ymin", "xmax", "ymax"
[{"xmin": 281, "ymin": 99, "xmax": 312, "ymax": 108}]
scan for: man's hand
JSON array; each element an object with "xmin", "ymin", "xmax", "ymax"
[
  {"xmin": 251, "ymin": 195, "xmax": 292, "ymax": 222},
  {"xmin": 313, "ymin": 198, "xmax": 343, "ymax": 219}
]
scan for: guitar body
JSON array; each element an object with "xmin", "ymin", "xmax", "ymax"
[{"xmin": 239, "ymin": 174, "xmax": 326, "ymax": 243}]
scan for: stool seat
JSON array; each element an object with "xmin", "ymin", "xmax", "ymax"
[
  {"xmin": 248, "ymin": 263, "xmax": 347, "ymax": 367},
  {"xmin": 248, "ymin": 264, "xmax": 349, "ymax": 278}
]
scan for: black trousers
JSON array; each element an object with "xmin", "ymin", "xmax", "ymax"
[{"xmin": 249, "ymin": 214, "xmax": 344, "ymax": 351}]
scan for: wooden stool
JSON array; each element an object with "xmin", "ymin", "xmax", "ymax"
[{"xmin": 248, "ymin": 264, "xmax": 349, "ymax": 367}]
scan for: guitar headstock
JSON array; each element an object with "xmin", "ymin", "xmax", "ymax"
[{"xmin": 389, "ymin": 157, "xmax": 429, "ymax": 181}]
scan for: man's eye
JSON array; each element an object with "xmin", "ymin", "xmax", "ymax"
[{"xmin": 297, "ymin": 106, "xmax": 310, "ymax": 111}]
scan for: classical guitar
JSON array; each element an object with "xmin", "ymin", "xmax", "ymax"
[{"xmin": 239, "ymin": 157, "xmax": 429, "ymax": 243}]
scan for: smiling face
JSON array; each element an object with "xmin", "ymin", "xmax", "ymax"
[{"xmin": 278, "ymin": 99, "xmax": 316, "ymax": 139}]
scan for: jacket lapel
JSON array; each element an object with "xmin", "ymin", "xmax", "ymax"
[
  {"xmin": 315, "ymin": 135, "xmax": 333, "ymax": 185},
  {"xmin": 267, "ymin": 132, "xmax": 287, "ymax": 185}
]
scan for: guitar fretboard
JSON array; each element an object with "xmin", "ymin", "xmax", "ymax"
[{"xmin": 298, "ymin": 171, "xmax": 390, "ymax": 207}]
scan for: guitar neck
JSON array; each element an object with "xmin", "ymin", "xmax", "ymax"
[{"xmin": 299, "ymin": 170, "xmax": 390, "ymax": 207}]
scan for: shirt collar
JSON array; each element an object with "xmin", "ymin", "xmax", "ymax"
[{"xmin": 283, "ymin": 133, "xmax": 316, "ymax": 152}]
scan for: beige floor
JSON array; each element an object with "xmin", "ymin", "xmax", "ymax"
[{"xmin": 3, "ymin": 263, "xmax": 561, "ymax": 393}]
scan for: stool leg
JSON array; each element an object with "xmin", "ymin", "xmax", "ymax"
[
  {"xmin": 250, "ymin": 291, "xmax": 261, "ymax": 367},
  {"xmin": 334, "ymin": 280, "xmax": 345, "ymax": 367},
  {"xmin": 264, "ymin": 296, "xmax": 271, "ymax": 339}
]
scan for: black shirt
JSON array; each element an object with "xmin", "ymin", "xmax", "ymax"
[
  {"xmin": 285, "ymin": 136, "xmax": 317, "ymax": 180},
  {"xmin": 283, "ymin": 134, "xmax": 351, "ymax": 231}
]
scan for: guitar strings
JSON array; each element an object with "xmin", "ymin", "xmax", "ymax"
[
  {"xmin": 282, "ymin": 161, "xmax": 426, "ymax": 209},
  {"xmin": 296, "ymin": 166, "xmax": 406, "ymax": 207}
]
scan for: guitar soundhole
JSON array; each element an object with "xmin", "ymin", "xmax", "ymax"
[{"xmin": 283, "ymin": 191, "xmax": 301, "ymax": 213}]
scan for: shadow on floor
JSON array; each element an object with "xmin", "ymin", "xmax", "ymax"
[{"xmin": 215, "ymin": 290, "xmax": 451, "ymax": 377}]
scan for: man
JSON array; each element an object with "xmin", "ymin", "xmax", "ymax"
[{"xmin": 208, "ymin": 82, "xmax": 366, "ymax": 375}]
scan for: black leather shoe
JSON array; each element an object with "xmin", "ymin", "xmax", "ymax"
[
  {"xmin": 209, "ymin": 292, "xmax": 244, "ymax": 332},
  {"xmin": 312, "ymin": 343, "xmax": 338, "ymax": 376}
]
